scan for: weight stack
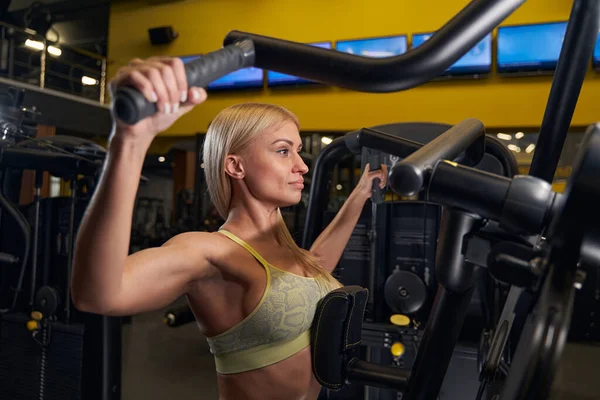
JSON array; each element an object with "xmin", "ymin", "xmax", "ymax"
[
  {"xmin": 381, "ymin": 201, "xmax": 441, "ymax": 325},
  {"xmin": 0, "ymin": 312, "xmax": 85, "ymax": 399}
]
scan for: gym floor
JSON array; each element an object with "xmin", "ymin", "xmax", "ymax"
[
  {"xmin": 121, "ymin": 296, "xmax": 600, "ymax": 400},
  {"xmin": 121, "ymin": 296, "xmax": 218, "ymax": 400}
]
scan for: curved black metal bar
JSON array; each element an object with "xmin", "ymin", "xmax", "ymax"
[{"xmin": 225, "ymin": 0, "xmax": 525, "ymax": 92}]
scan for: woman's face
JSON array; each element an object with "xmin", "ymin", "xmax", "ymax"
[{"xmin": 240, "ymin": 121, "xmax": 308, "ymax": 208}]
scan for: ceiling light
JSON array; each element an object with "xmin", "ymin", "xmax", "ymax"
[
  {"xmin": 25, "ymin": 39, "xmax": 44, "ymax": 50},
  {"xmin": 321, "ymin": 137, "xmax": 332, "ymax": 145},
  {"xmin": 81, "ymin": 76, "xmax": 99, "ymax": 85},
  {"xmin": 47, "ymin": 46, "xmax": 61, "ymax": 56},
  {"xmin": 515, "ymin": 132, "xmax": 525, "ymax": 139},
  {"xmin": 526, "ymin": 144, "xmax": 536, "ymax": 154},
  {"xmin": 507, "ymin": 144, "xmax": 521, "ymax": 153},
  {"xmin": 158, "ymin": 156, "xmax": 166, "ymax": 162},
  {"xmin": 25, "ymin": 39, "xmax": 62, "ymax": 56},
  {"xmin": 497, "ymin": 133, "xmax": 512, "ymax": 141}
]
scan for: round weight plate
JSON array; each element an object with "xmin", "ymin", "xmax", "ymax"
[
  {"xmin": 35, "ymin": 286, "xmax": 61, "ymax": 316},
  {"xmin": 384, "ymin": 271, "xmax": 427, "ymax": 315}
]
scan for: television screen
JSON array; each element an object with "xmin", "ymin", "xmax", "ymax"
[
  {"xmin": 336, "ymin": 35, "xmax": 408, "ymax": 58},
  {"xmin": 497, "ymin": 22, "xmax": 567, "ymax": 73},
  {"xmin": 180, "ymin": 55, "xmax": 263, "ymax": 90},
  {"xmin": 267, "ymin": 42, "xmax": 332, "ymax": 86},
  {"xmin": 412, "ymin": 32, "xmax": 492, "ymax": 75},
  {"xmin": 593, "ymin": 32, "xmax": 600, "ymax": 68}
]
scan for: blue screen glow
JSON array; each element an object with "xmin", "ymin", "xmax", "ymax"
[
  {"xmin": 180, "ymin": 55, "xmax": 263, "ymax": 90},
  {"xmin": 267, "ymin": 42, "xmax": 332, "ymax": 86},
  {"xmin": 497, "ymin": 22, "xmax": 567, "ymax": 72},
  {"xmin": 336, "ymin": 36, "xmax": 407, "ymax": 58},
  {"xmin": 412, "ymin": 32, "xmax": 491, "ymax": 75},
  {"xmin": 593, "ymin": 31, "xmax": 600, "ymax": 67}
]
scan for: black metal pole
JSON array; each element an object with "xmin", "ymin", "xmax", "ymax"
[
  {"xmin": 65, "ymin": 178, "xmax": 76, "ymax": 322},
  {"xmin": 102, "ymin": 315, "xmax": 122, "ymax": 400},
  {"xmin": 346, "ymin": 359, "xmax": 410, "ymax": 391},
  {"xmin": 193, "ymin": 133, "xmax": 205, "ymax": 230},
  {"xmin": 301, "ymin": 137, "xmax": 349, "ymax": 249},
  {"xmin": 29, "ymin": 170, "xmax": 43, "ymax": 309},
  {"xmin": 404, "ymin": 209, "xmax": 480, "ymax": 400},
  {"xmin": 529, "ymin": 0, "xmax": 600, "ymax": 183}
]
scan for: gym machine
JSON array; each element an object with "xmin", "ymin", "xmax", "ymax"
[
  {"xmin": 0, "ymin": 86, "xmax": 122, "ymax": 400},
  {"xmin": 301, "ymin": 1, "xmax": 600, "ymax": 400},
  {"xmin": 113, "ymin": 0, "xmax": 599, "ymax": 399},
  {"xmin": 309, "ymin": 122, "xmax": 519, "ymax": 400}
]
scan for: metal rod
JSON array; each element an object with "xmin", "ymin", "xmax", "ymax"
[
  {"xmin": 367, "ymin": 201, "xmax": 378, "ymax": 315},
  {"xmin": 65, "ymin": 178, "xmax": 76, "ymax": 322},
  {"xmin": 345, "ymin": 127, "xmax": 422, "ymax": 158},
  {"xmin": 99, "ymin": 58, "xmax": 107, "ymax": 104},
  {"xmin": 404, "ymin": 285, "xmax": 476, "ymax": 400},
  {"xmin": 102, "ymin": 316, "xmax": 122, "ymax": 400},
  {"xmin": 193, "ymin": 133, "xmax": 205, "ymax": 230},
  {"xmin": 301, "ymin": 137, "xmax": 349, "ymax": 249},
  {"xmin": 435, "ymin": 209, "xmax": 481, "ymax": 293},
  {"xmin": 529, "ymin": 0, "xmax": 600, "ymax": 182},
  {"xmin": 29, "ymin": 170, "xmax": 43, "ymax": 308},
  {"xmin": 346, "ymin": 359, "xmax": 410, "ymax": 391},
  {"xmin": 403, "ymin": 209, "xmax": 480, "ymax": 400},
  {"xmin": 428, "ymin": 161, "xmax": 511, "ymax": 221},
  {"xmin": 225, "ymin": 0, "xmax": 525, "ymax": 92},
  {"xmin": 40, "ymin": 39, "xmax": 46, "ymax": 89}
]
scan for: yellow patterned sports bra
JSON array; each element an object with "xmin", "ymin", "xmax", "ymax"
[{"xmin": 205, "ymin": 229, "xmax": 331, "ymax": 375}]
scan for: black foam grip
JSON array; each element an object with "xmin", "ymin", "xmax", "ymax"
[
  {"xmin": 389, "ymin": 118, "xmax": 485, "ymax": 197},
  {"xmin": 113, "ymin": 39, "xmax": 255, "ymax": 125}
]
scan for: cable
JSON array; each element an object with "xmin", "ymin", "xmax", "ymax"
[
  {"xmin": 0, "ymin": 182, "xmax": 31, "ymax": 314},
  {"xmin": 12, "ymin": 131, "xmax": 97, "ymax": 164},
  {"xmin": 422, "ymin": 160, "xmax": 445, "ymax": 282}
]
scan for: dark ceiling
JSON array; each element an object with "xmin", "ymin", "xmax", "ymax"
[{"xmin": 2, "ymin": 0, "xmax": 110, "ymax": 56}]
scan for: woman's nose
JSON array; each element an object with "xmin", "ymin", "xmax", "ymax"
[{"xmin": 295, "ymin": 153, "xmax": 309, "ymax": 174}]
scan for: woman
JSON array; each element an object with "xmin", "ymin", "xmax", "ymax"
[{"xmin": 72, "ymin": 56, "xmax": 387, "ymax": 400}]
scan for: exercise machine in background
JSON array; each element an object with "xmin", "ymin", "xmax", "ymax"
[{"xmin": 0, "ymin": 85, "xmax": 121, "ymax": 400}]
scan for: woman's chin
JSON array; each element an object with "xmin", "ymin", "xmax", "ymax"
[{"xmin": 278, "ymin": 194, "xmax": 303, "ymax": 208}]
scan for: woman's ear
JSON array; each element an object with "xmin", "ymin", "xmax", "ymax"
[{"xmin": 225, "ymin": 154, "xmax": 245, "ymax": 180}]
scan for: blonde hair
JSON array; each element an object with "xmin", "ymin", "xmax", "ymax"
[{"xmin": 203, "ymin": 103, "xmax": 341, "ymax": 290}]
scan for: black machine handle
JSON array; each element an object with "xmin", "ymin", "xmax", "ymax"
[
  {"xmin": 113, "ymin": 39, "xmax": 256, "ymax": 125},
  {"xmin": 224, "ymin": 0, "xmax": 525, "ymax": 92},
  {"xmin": 389, "ymin": 118, "xmax": 486, "ymax": 197}
]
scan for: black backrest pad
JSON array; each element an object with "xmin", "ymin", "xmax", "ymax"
[{"xmin": 311, "ymin": 286, "xmax": 369, "ymax": 390}]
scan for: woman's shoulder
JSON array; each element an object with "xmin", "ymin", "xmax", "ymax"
[
  {"xmin": 163, "ymin": 230, "xmax": 233, "ymax": 255},
  {"xmin": 163, "ymin": 230, "xmax": 251, "ymax": 274}
]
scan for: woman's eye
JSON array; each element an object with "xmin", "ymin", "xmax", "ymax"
[{"xmin": 277, "ymin": 149, "xmax": 289, "ymax": 155}]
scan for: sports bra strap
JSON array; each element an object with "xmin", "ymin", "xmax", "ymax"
[{"xmin": 218, "ymin": 229, "xmax": 270, "ymax": 268}]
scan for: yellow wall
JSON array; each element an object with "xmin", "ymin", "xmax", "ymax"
[{"xmin": 108, "ymin": 0, "xmax": 600, "ymax": 136}]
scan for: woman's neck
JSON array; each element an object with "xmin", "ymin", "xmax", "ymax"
[{"xmin": 223, "ymin": 198, "xmax": 280, "ymax": 243}]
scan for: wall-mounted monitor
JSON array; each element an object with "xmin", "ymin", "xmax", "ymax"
[
  {"xmin": 412, "ymin": 32, "xmax": 492, "ymax": 76},
  {"xmin": 180, "ymin": 55, "xmax": 263, "ymax": 90},
  {"xmin": 497, "ymin": 22, "xmax": 567, "ymax": 74},
  {"xmin": 335, "ymin": 35, "xmax": 408, "ymax": 58},
  {"xmin": 593, "ymin": 32, "xmax": 600, "ymax": 69},
  {"xmin": 267, "ymin": 42, "xmax": 333, "ymax": 87}
]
